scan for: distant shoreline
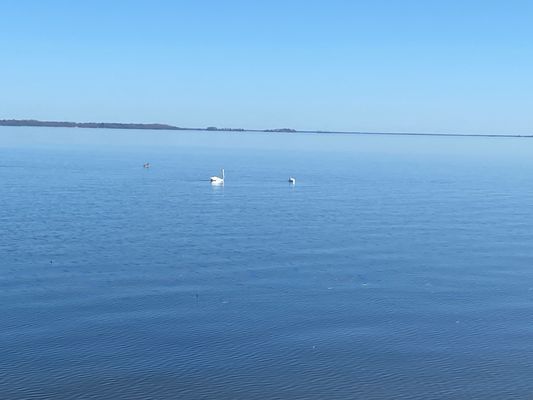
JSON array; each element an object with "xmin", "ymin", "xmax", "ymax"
[{"xmin": 0, "ymin": 119, "xmax": 530, "ymax": 138}]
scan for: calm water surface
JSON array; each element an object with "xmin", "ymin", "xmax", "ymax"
[{"xmin": 2, "ymin": 127, "xmax": 533, "ymax": 399}]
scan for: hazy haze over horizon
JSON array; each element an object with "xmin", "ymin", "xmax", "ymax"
[{"xmin": 1, "ymin": 0, "xmax": 532, "ymax": 135}]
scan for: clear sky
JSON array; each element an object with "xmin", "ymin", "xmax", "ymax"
[{"xmin": 1, "ymin": 0, "xmax": 532, "ymax": 134}]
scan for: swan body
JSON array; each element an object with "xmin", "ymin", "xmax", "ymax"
[
  {"xmin": 288, "ymin": 177, "xmax": 296, "ymax": 184},
  {"xmin": 210, "ymin": 169, "xmax": 225, "ymax": 185}
]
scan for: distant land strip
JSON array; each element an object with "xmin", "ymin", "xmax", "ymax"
[{"xmin": 0, "ymin": 119, "xmax": 531, "ymax": 138}]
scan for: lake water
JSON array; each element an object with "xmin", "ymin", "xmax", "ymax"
[{"xmin": 2, "ymin": 127, "xmax": 533, "ymax": 399}]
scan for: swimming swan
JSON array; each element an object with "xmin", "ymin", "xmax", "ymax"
[
  {"xmin": 288, "ymin": 177, "xmax": 296, "ymax": 184},
  {"xmin": 210, "ymin": 169, "xmax": 225, "ymax": 185}
]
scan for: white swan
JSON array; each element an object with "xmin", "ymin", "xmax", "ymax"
[
  {"xmin": 288, "ymin": 177, "xmax": 296, "ymax": 184},
  {"xmin": 210, "ymin": 168, "xmax": 225, "ymax": 185}
]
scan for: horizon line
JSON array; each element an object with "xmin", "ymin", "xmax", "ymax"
[{"xmin": 0, "ymin": 118, "xmax": 531, "ymax": 139}]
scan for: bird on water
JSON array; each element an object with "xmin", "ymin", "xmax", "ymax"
[{"xmin": 210, "ymin": 168, "xmax": 225, "ymax": 185}]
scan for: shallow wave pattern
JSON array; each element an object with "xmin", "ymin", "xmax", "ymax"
[{"xmin": 2, "ymin": 129, "xmax": 533, "ymax": 399}]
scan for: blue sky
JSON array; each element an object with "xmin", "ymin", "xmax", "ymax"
[{"xmin": 1, "ymin": 0, "xmax": 532, "ymax": 134}]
